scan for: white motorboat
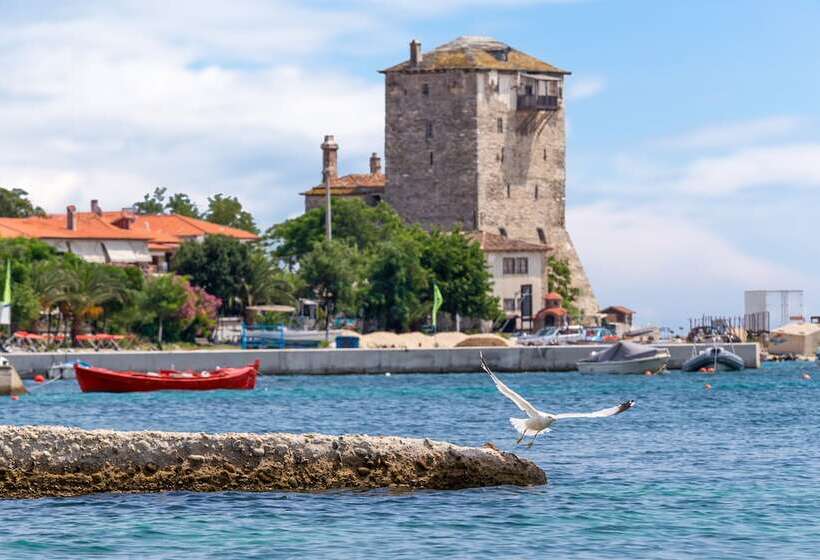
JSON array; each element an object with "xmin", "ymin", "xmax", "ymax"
[
  {"xmin": 576, "ymin": 341, "xmax": 670, "ymax": 374},
  {"xmin": 47, "ymin": 360, "xmax": 92, "ymax": 380}
]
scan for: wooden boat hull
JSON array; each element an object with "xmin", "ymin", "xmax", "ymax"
[
  {"xmin": 75, "ymin": 362, "xmax": 259, "ymax": 393},
  {"xmin": 576, "ymin": 351, "xmax": 670, "ymax": 374}
]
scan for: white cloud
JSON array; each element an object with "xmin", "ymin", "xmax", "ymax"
[
  {"xmin": 567, "ymin": 76, "xmax": 605, "ymax": 100},
  {"xmin": 656, "ymin": 116, "xmax": 805, "ymax": 150},
  {"xmin": 568, "ymin": 202, "xmax": 811, "ymax": 326},
  {"xmin": 674, "ymin": 143, "xmax": 820, "ymax": 195},
  {"xmin": 0, "ymin": 4, "xmax": 384, "ymax": 221}
]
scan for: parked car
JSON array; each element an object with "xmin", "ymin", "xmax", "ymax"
[
  {"xmin": 554, "ymin": 326, "xmax": 585, "ymax": 345},
  {"xmin": 517, "ymin": 326, "xmax": 558, "ymax": 346},
  {"xmin": 582, "ymin": 327, "xmax": 610, "ymax": 343}
]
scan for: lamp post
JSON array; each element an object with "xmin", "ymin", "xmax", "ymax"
[{"xmin": 324, "ymin": 170, "xmax": 332, "ymax": 241}]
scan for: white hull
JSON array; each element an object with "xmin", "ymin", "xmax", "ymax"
[
  {"xmin": 47, "ymin": 366, "xmax": 76, "ymax": 380},
  {"xmin": 576, "ymin": 351, "xmax": 670, "ymax": 374}
]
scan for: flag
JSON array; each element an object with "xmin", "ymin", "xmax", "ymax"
[
  {"xmin": 0, "ymin": 260, "xmax": 10, "ymax": 325},
  {"xmin": 432, "ymin": 283, "xmax": 443, "ymax": 329}
]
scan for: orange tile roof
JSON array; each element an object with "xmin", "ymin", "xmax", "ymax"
[
  {"xmin": 535, "ymin": 307, "xmax": 568, "ymax": 320},
  {"xmin": 0, "ymin": 209, "xmax": 258, "ymax": 248},
  {"xmin": 601, "ymin": 305, "xmax": 635, "ymax": 315},
  {"xmin": 0, "ymin": 214, "xmax": 151, "ymax": 240},
  {"xmin": 382, "ymin": 36, "xmax": 569, "ymax": 75},
  {"xmin": 466, "ymin": 231, "xmax": 550, "ymax": 253},
  {"xmin": 301, "ymin": 173, "xmax": 386, "ymax": 197},
  {"xmin": 101, "ymin": 213, "xmax": 259, "ymax": 243}
]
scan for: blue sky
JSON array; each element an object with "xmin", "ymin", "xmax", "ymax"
[{"xmin": 1, "ymin": 0, "xmax": 818, "ymax": 326}]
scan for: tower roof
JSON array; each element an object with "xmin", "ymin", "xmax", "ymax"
[{"xmin": 382, "ymin": 36, "xmax": 569, "ymax": 74}]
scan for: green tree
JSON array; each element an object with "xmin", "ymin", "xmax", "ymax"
[
  {"xmin": 419, "ymin": 229, "xmax": 500, "ymax": 322},
  {"xmin": 267, "ymin": 199, "xmax": 404, "ymax": 268},
  {"xmin": 50, "ymin": 261, "xmax": 127, "ymax": 344},
  {"xmin": 362, "ymin": 234, "xmax": 429, "ymax": 332},
  {"xmin": 139, "ymin": 274, "xmax": 188, "ymax": 347},
  {"xmin": 166, "ymin": 193, "xmax": 201, "ymax": 218},
  {"xmin": 547, "ymin": 256, "xmax": 581, "ymax": 319},
  {"xmin": 0, "ymin": 239, "xmax": 65, "ymax": 332},
  {"xmin": 242, "ymin": 250, "xmax": 297, "ymax": 307},
  {"xmin": 134, "ymin": 187, "xmax": 167, "ymax": 214},
  {"xmin": 299, "ymin": 239, "xmax": 361, "ymax": 333},
  {"xmin": 206, "ymin": 194, "xmax": 258, "ymax": 234},
  {"xmin": 0, "ymin": 188, "xmax": 45, "ymax": 218},
  {"xmin": 173, "ymin": 235, "xmax": 252, "ymax": 313}
]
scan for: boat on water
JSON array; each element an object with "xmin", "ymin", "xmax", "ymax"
[
  {"xmin": 576, "ymin": 341, "xmax": 670, "ymax": 374},
  {"xmin": 75, "ymin": 361, "xmax": 259, "ymax": 393},
  {"xmin": 682, "ymin": 346, "xmax": 744, "ymax": 372},
  {"xmin": 47, "ymin": 360, "xmax": 92, "ymax": 380}
]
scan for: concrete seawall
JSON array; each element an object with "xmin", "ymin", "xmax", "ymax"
[
  {"xmin": 0, "ymin": 425, "xmax": 546, "ymax": 499},
  {"xmin": 4, "ymin": 343, "xmax": 760, "ymax": 376}
]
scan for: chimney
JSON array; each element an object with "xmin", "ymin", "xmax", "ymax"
[
  {"xmin": 410, "ymin": 39, "xmax": 422, "ymax": 66},
  {"xmin": 90, "ymin": 199, "xmax": 102, "ymax": 216},
  {"xmin": 66, "ymin": 205, "xmax": 77, "ymax": 231},
  {"xmin": 321, "ymin": 135, "xmax": 339, "ymax": 184},
  {"xmin": 369, "ymin": 152, "xmax": 382, "ymax": 175},
  {"xmin": 118, "ymin": 208, "xmax": 135, "ymax": 230}
]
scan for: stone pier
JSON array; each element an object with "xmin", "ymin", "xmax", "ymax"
[{"xmin": 0, "ymin": 425, "xmax": 546, "ymax": 499}]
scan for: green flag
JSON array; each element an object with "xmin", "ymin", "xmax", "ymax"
[
  {"xmin": 1, "ymin": 260, "xmax": 10, "ymax": 304},
  {"xmin": 432, "ymin": 283, "xmax": 443, "ymax": 329}
]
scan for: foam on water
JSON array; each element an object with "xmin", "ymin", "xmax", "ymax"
[{"xmin": 1, "ymin": 362, "xmax": 819, "ymax": 559}]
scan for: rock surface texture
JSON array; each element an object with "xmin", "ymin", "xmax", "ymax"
[{"xmin": 0, "ymin": 425, "xmax": 546, "ymax": 499}]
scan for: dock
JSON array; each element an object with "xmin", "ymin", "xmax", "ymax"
[{"xmin": 4, "ymin": 343, "xmax": 759, "ymax": 377}]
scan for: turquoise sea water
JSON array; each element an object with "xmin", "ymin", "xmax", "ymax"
[{"xmin": 1, "ymin": 362, "xmax": 819, "ymax": 559}]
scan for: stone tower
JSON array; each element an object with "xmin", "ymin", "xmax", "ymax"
[{"xmin": 381, "ymin": 36, "xmax": 598, "ymax": 317}]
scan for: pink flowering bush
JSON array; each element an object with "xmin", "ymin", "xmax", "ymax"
[{"xmin": 177, "ymin": 279, "xmax": 222, "ymax": 338}]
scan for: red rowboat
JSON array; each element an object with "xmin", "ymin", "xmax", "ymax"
[{"xmin": 75, "ymin": 361, "xmax": 260, "ymax": 393}]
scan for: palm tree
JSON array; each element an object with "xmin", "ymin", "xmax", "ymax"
[
  {"xmin": 30, "ymin": 261, "xmax": 64, "ymax": 338},
  {"xmin": 50, "ymin": 261, "xmax": 126, "ymax": 345},
  {"xmin": 242, "ymin": 251, "xmax": 297, "ymax": 308}
]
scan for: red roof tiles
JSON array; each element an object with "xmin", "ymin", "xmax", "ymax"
[
  {"xmin": 466, "ymin": 231, "xmax": 550, "ymax": 253},
  {"xmin": 0, "ymin": 209, "xmax": 258, "ymax": 249},
  {"xmin": 301, "ymin": 173, "xmax": 386, "ymax": 197}
]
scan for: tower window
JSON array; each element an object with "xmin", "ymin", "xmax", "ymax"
[
  {"xmin": 535, "ymin": 184, "xmax": 539, "ymax": 199},
  {"xmin": 500, "ymin": 147, "xmax": 505, "ymax": 162},
  {"xmin": 429, "ymin": 151, "xmax": 434, "ymax": 165},
  {"xmin": 537, "ymin": 228, "xmax": 546, "ymax": 244},
  {"xmin": 543, "ymin": 148, "xmax": 547, "ymax": 161},
  {"xmin": 499, "ymin": 227, "xmax": 508, "ymax": 238},
  {"xmin": 497, "ymin": 118, "xmax": 503, "ymax": 133},
  {"xmin": 422, "ymin": 83, "xmax": 429, "ymax": 96},
  {"xmin": 506, "ymin": 183, "xmax": 510, "ymax": 198},
  {"xmin": 425, "ymin": 120, "xmax": 433, "ymax": 139},
  {"xmin": 490, "ymin": 49, "xmax": 509, "ymax": 62}
]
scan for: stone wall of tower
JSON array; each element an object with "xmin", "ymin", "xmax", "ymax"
[
  {"xmin": 384, "ymin": 67, "xmax": 598, "ymax": 318},
  {"xmin": 384, "ymin": 70, "xmax": 479, "ymax": 230},
  {"xmin": 473, "ymin": 71, "xmax": 598, "ymax": 316},
  {"xmin": 475, "ymin": 71, "xmax": 565, "ymax": 240}
]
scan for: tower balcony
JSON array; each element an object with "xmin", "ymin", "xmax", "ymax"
[{"xmin": 516, "ymin": 94, "xmax": 560, "ymax": 111}]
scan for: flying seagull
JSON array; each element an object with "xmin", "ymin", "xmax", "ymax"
[{"xmin": 480, "ymin": 353, "xmax": 635, "ymax": 448}]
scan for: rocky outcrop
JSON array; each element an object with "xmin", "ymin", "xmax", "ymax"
[{"xmin": 0, "ymin": 425, "xmax": 546, "ymax": 499}]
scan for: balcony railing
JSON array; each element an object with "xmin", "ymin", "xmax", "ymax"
[{"xmin": 516, "ymin": 95, "xmax": 560, "ymax": 111}]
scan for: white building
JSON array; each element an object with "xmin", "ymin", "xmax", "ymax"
[
  {"xmin": 468, "ymin": 231, "xmax": 548, "ymax": 331},
  {"xmin": 744, "ymin": 290, "xmax": 804, "ymax": 330}
]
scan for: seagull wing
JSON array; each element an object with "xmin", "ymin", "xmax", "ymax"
[
  {"xmin": 480, "ymin": 353, "xmax": 542, "ymax": 418},
  {"xmin": 553, "ymin": 400, "xmax": 636, "ymax": 420}
]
